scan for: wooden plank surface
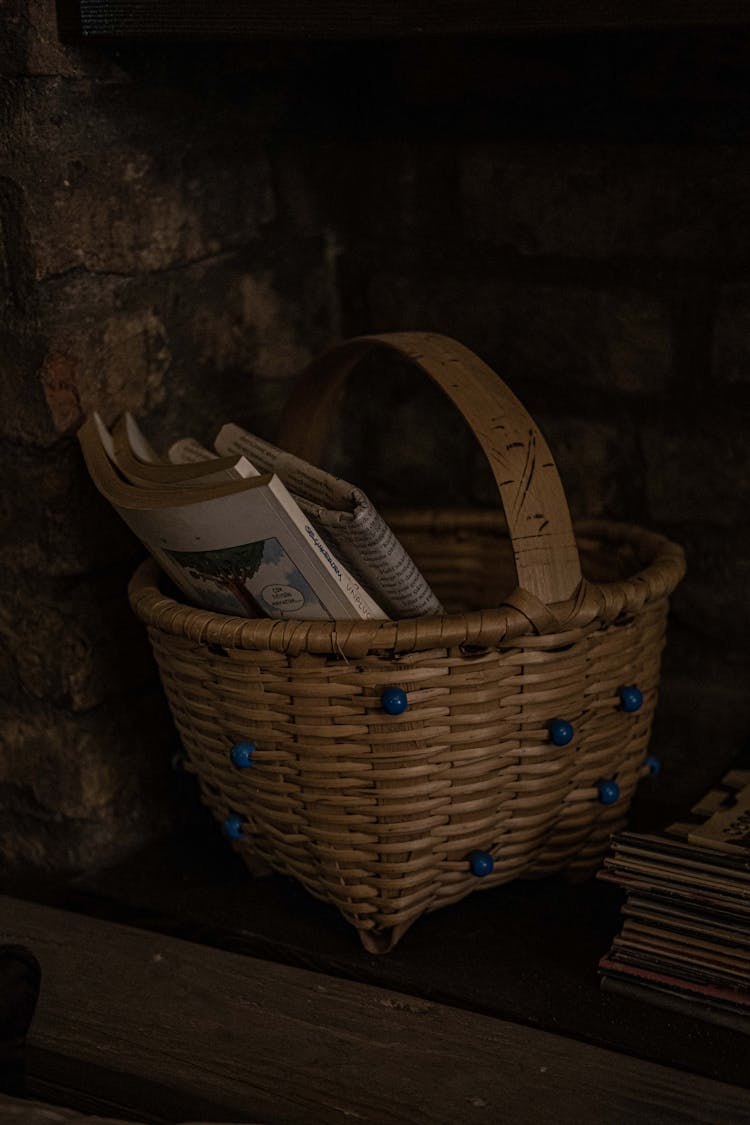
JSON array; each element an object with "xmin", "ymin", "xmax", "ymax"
[
  {"xmin": 0, "ymin": 1092, "xmax": 253, "ymax": 1125},
  {"xmin": 2, "ymin": 896, "xmax": 750, "ymax": 1125},
  {"xmin": 57, "ymin": 0, "xmax": 750, "ymax": 40},
  {"xmin": 60, "ymin": 819, "xmax": 749, "ymax": 1089}
]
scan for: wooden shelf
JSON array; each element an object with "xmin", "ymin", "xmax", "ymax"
[
  {"xmin": 5, "ymin": 735, "xmax": 748, "ymax": 1115},
  {"xmin": 4, "ymin": 894, "xmax": 750, "ymax": 1123},
  {"xmin": 57, "ymin": 0, "xmax": 750, "ymax": 42}
]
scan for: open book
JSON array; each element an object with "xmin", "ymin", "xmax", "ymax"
[
  {"xmin": 111, "ymin": 414, "xmax": 260, "ymax": 487},
  {"xmin": 169, "ymin": 421, "xmax": 443, "ymax": 619},
  {"xmin": 79, "ymin": 414, "xmax": 387, "ymax": 621}
]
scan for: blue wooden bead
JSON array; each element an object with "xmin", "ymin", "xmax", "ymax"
[
  {"xmin": 223, "ymin": 813, "xmax": 244, "ymax": 839},
  {"xmin": 619, "ymin": 685, "xmax": 643, "ymax": 713},
  {"xmin": 645, "ymin": 755, "xmax": 661, "ymax": 777},
  {"xmin": 548, "ymin": 719, "xmax": 574, "ymax": 746},
  {"xmin": 230, "ymin": 742, "xmax": 255, "ymax": 769},
  {"xmin": 381, "ymin": 687, "xmax": 408, "ymax": 715},
  {"xmin": 597, "ymin": 779, "xmax": 620, "ymax": 805},
  {"xmin": 469, "ymin": 850, "xmax": 494, "ymax": 877}
]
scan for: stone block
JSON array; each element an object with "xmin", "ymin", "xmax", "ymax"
[
  {"xmin": 366, "ymin": 271, "xmax": 671, "ymax": 395},
  {"xmin": 713, "ymin": 282, "xmax": 750, "ymax": 384},
  {"xmin": 188, "ymin": 272, "xmax": 314, "ymax": 382},
  {"xmin": 642, "ymin": 409, "xmax": 750, "ymax": 527},
  {"xmin": 0, "ymin": 336, "xmax": 53, "ymax": 446},
  {"xmin": 0, "ymin": 178, "xmax": 37, "ymax": 317},
  {"xmin": 461, "ymin": 143, "xmax": 750, "ymax": 261},
  {"xmin": 54, "ymin": 307, "xmax": 170, "ymax": 424},
  {"xmin": 0, "ymin": 695, "xmax": 174, "ymax": 822},
  {"xmin": 664, "ymin": 524, "xmax": 750, "ymax": 647},
  {"xmin": 328, "ymin": 353, "xmax": 475, "ymax": 508},
  {"xmin": 516, "ymin": 414, "xmax": 644, "ymax": 522},
  {"xmin": 650, "ymin": 660, "xmax": 749, "ymax": 810},
  {"xmin": 1, "ymin": 279, "xmax": 173, "ymax": 446},
  {"xmin": 13, "ymin": 79, "xmax": 276, "ymax": 278},
  {"xmin": 339, "ymin": 395, "xmax": 644, "ymax": 529},
  {"xmin": 130, "ymin": 253, "xmax": 336, "ymax": 450},
  {"xmin": 0, "ymin": 437, "xmax": 139, "ymax": 576},
  {"xmin": 267, "ymin": 145, "xmax": 323, "ymax": 236},
  {"xmin": 0, "ymin": 567, "xmax": 156, "ymax": 712},
  {"xmin": 312, "ymin": 139, "xmax": 460, "ymax": 248},
  {"xmin": 26, "ymin": 248, "xmax": 334, "ymax": 444},
  {"xmin": 0, "ymin": 697, "xmax": 182, "ymax": 875}
]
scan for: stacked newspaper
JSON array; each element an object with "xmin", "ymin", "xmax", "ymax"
[{"xmin": 78, "ymin": 412, "xmax": 443, "ymax": 623}]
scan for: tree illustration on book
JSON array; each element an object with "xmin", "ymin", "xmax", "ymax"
[{"xmin": 166, "ymin": 538, "xmax": 330, "ymax": 619}]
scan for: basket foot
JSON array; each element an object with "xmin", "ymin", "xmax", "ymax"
[{"xmin": 358, "ymin": 920, "xmax": 412, "ymax": 955}]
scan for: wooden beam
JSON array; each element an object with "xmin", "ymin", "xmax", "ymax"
[
  {"xmin": 2, "ymin": 896, "xmax": 749, "ymax": 1124},
  {"xmin": 0, "ymin": 1092, "xmax": 250, "ymax": 1125},
  {"xmin": 57, "ymin": 0, "xmax": 750, "ymax": 41}
]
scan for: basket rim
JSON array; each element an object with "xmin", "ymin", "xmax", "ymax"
[{"xmin": 128, "ymin": 516, "xmax": 685, "ymax": 659}]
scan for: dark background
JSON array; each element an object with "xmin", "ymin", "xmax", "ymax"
[{"xmin": 1, "ymin": 1, "xmax": 749, "ymax": 879}]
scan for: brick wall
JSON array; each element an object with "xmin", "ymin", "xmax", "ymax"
[{"xmin": 1, "ymin": 7, "xmax": 748, "ymax": 874}]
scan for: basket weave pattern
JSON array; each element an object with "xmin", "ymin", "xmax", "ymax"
[{"xmin": 129, "ymin": 334, "xmax": 685, "ymax": 953}]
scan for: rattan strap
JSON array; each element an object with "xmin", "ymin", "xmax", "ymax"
[{"xmin": 277, "ymin": 332, "xmax": 582, "ymax": 605}]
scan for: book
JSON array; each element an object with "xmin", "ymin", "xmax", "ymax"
[
  {"xmin": 78, "ymin": 414, "xmax": 387, "ymax": 622},
  {"xmin": 597, "ymin": 769, "xmax": 750, "ymax": 1028},
  {"xmin": 112, "ymin": 414, "xmax": 259, "ymax": 487},
  {"xmin": 600, "ymin": 969, "xmax": 750, "ymax": 1035},
  {"xmin": 169, "ymin": 421, "xmax": 444, "ymax": 620},
  {"xmin": 117, "ymin": 413, "xmax": 441, "ymax": 617}
]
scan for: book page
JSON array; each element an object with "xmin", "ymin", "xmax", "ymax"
[
  {"xmin": 79, "ymin": 418, "xmax": 387, "ymax": 622},
  {"xmin": 169, "ymin": 436, "xmax": 223, "ymax": 464},
  {"xmin": 140, "ymin": 485, "xmax": 385, "ymax": 620},
  {"xmin": 122, "ymin": 412, "xmax": 161, "ymax": 463},
  {"xmin": 136, "ymin": 479, "xmax": 385, "ymax": 621},
  {"xmin": 215, "ymin": 423, "xmax": 353, "ymax": 510},
  {"xmin": 215, "ymin": 423, "xmax": 443, "ymax": 618},
  {"xmin": 112, "ymin": 417, "xmax": 259, "ymax": 487},
  {"xmin": 135, "ymin": 498, "xmax": 341, "ymax": 620}
]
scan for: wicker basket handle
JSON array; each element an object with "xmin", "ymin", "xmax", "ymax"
[{"xmin": 277, "ymin": 332, "xmax": 582, "ymax": 605}]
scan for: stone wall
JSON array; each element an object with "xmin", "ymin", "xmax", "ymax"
[
  {"xmin": 1, "ymin": 6, "xmax": 748, "ymax": 875},
  {"xmin": 0, "ymin": 3, "xmax": 342, "ymax": 873}
]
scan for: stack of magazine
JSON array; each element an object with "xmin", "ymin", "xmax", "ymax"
[
  {"xmin": 78, "ymin": 412, "xmax": 443, "ymax": 623},
  {"xmin": 597, "ymin": 769, "xmax": 750, "ymax": 1032}
]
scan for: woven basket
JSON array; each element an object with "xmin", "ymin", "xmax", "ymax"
[{"xmin": 129, "ymin": 333, "xmax": 686, "ymax": 953}]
